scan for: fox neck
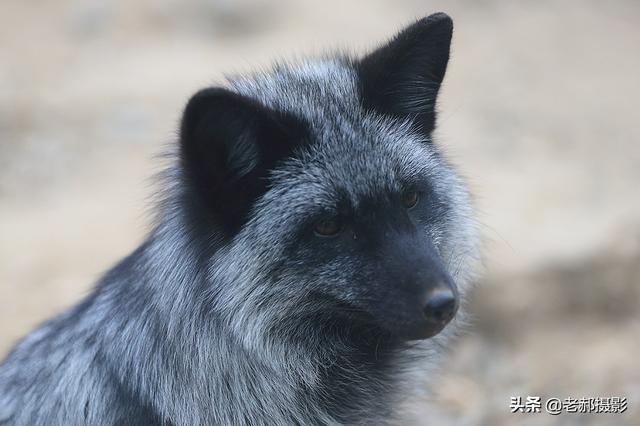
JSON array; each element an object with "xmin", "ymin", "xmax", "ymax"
[{"xmin": 101, "ymin": 225, "xmax": 419, "ymax": 424}]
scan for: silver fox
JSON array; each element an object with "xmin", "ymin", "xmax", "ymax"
[{"xmin": 0, "ymin": 13, "xmax": 479, "ymax": 425}]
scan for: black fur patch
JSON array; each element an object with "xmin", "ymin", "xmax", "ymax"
[
  {"xmin": 357, "ymin": 12, "xmax": 453, "ymax": 135},
  {"xmin": 179, "ymin": 88, "xmax": 309, "ymax": 237}
]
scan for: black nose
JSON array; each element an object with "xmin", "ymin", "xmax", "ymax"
[{"xmin": 422, "ymin": 287, "xmax": 458, "ymax": 325}]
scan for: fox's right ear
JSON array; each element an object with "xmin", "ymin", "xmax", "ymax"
[
  {"xmin": 357, "ymin": 13, "xmax": 453, "ymax": 136},
  {"xmin": 179, "ymin": 88, "xmax": 305, "ymax": 233}
]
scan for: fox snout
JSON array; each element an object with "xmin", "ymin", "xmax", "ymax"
[
  {"xmin": 381, "ymin": 274, "xmax": 459, "ymax": 341},
  {"xmin": 408, "ymin": 276, "xmax": 459, "ymax": 340},
  {"xmin": 364, "ymin": 231, "xmax": 460, "ymax": 341}
]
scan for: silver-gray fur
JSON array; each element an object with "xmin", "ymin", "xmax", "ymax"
[{"xmin": 0, "ymin": 15, "xmax": 480, "ymax": 426}]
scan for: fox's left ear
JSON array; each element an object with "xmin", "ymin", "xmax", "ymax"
[
  {"xmin": 179, "ymin": 88, "xmax": 307, "ymax": 234},
  {"xmin": 357, "ymin": 13, "xmax": 453, "ymax": 135}
]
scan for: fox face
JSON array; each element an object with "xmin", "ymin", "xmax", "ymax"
[{"xmin": 177, "ymin": 13, "xmax": 477, "ymax": 344}]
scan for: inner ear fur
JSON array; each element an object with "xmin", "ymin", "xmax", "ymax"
[{"xmin": 179, "ymin": 87, "xmax": 307, "ymax": 233}]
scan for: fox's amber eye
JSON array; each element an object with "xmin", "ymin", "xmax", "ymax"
[
  {"xmin": 314, "ymin": 218, "xmax": 342, "ymax": 237},
  {"xmin": 401, "ymin": 191, "xmax": 419, "ymax": 209}
]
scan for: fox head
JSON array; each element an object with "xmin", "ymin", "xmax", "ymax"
[{"xmin": 174, "ymin": 13, "xmax": 478, "ymax": 345}]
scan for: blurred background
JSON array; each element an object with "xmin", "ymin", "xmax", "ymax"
[{"xmin": 1, "ymin": 0, "xmax": 638, "ymax": 424}]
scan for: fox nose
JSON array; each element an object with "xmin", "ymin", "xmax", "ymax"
[{"xmin": 422, "ymin": 286, "xmax": 458, "ymax": 325}]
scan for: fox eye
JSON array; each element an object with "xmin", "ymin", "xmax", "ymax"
[
  {"xmin": 314, "ymin": 218, "xmax": 343, "ymax": 237},
  {"xmin": 401, "ymin": 191, "xmax": 419, "ymax": 209}
]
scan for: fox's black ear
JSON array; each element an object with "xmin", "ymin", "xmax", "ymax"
[
  {"xmin": 180, "ymin": 88, "xmax": 306, "ymax": 233},
  {"xmin": 357, "ymin": 13, "xmax": 453, "ymax": 135}
]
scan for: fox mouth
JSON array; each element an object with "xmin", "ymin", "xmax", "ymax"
[{"xmin": 316, "ymin": 294, "xmax": 458, "ymax": 341}]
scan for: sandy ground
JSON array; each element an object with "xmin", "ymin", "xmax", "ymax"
[{"xmin": 1, "ymin": 0, "xmax": 639, "ymax": 424}]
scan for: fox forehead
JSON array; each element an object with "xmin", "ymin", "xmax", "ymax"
[
  {"xmin": 230, "ymin": 58, "xmax": 360, "ymax": 117},
  {"xmin": 230, "ymin": 59, "xmax": 441, "ymax": 208}
]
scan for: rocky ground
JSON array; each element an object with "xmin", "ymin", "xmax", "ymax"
[{"xmin": 1, "ymin": 1, "xmax": 639, "ymax": 424}]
